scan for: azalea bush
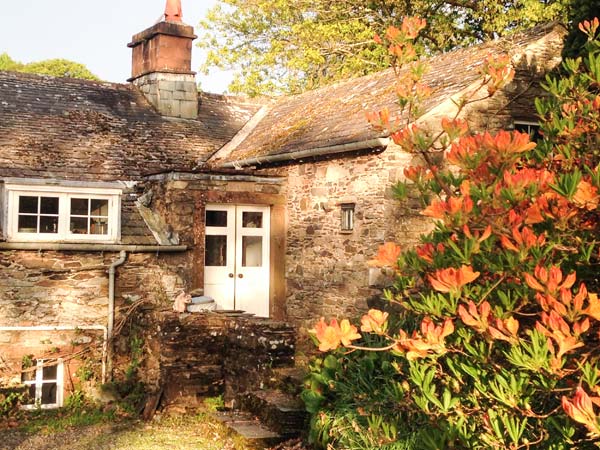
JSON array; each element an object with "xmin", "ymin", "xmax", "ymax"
[{"xmin": 303, "ymin": 18, "xmax": 600, "ymax": 449}]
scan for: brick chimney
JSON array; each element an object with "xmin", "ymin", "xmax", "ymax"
[{"xmin": 127, "ymin": 0, "xmax": 198, "ymax": 119}]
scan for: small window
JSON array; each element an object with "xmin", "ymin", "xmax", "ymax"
[
  {"xmin": 514, "ymin": 121, "xmax": 541, "ymax": 142},
  {"xmin": 5, "ymin": 184, "xmax": 121, "ymax": 242},
  {"xmin": 21, "ymin": 359, "xmax": 63, "ymax": 409},
  {"xmin": 341, "ymin": 203, "xmax": 355, "ymax": 232}
]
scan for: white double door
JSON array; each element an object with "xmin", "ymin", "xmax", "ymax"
[{"xmin": 204, "ymin": 204, "xmax": 270, "ymax": 317}]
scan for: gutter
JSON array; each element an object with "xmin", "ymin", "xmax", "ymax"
[
  {"xmin": 0, "ymin": 325, "xmax": 109, "ymax": 383},
  {"xmin": 0, "ymin": 243, "xmax": 187, "ymax": 253},
  {"xmin": 219, "ymin": 137, "xmax": 390, "ymax": 169},
  {"xmin": 107, "ymin": 251, "xmax": 127, "ymax": 380}
]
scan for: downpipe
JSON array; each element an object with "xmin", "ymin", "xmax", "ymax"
[{"xmin": 107, "ymin": 250, "xmax": 127, "ymax": 380}]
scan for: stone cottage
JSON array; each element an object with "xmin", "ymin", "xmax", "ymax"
[{"xmin": 0, "ymin": 0, "xmax": 565, "ymax": 409}]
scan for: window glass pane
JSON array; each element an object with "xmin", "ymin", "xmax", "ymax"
[
  {"xmin": 341, "ymin": 204, "xmax": 355, "ymax": 231},
  {"xmin": 26, "ymin": 384, "xmax": 36, "ymax": 403},
  {"xmin": 70, "ymin": 198, "xmax": 89, "ymax": 216},
  {"xmin": 91, "ymin": 199, "xmax": 109, "ymax": 217},
  {"xmin": 40, "ymin": 216, "xmax": 59, "ymax": 233},
  {"xmin": 242, "ymin": 236, "xmax": 262, "ymax": 267},
  {"xmin": 42, "ymin": 364, "xmax": 57, "ymax": 380},
  {"xmin": 21, "ymin": 368, "xmax": 36, "ymax": 382},
  {"xmin": 205, "ymin": 235, "xmax": 227, "ymax": 266},
  {"xmin": 206, "ymin": 210, "xmax": 227, "ymax": 227},
  {"xmin": 242, "ymin": 212, "xmax": 263, "ymax": 228},
  {"xmin": 18, "ymin": 215, "xmax": 38, "ymax": 233},
  {"xmin": 70, "ymin": 217, "xmax": 88, "ymax": 234},
  {"xmin": 41, "ymin": 382, "xmax": 57, "ymax": 405},
  {"xmin": 90, "ymin": 218, "xmax": 109, "ymax": 235},
  {"xmin": 40, "ymin": 197, "xmax": 59, "ymax": 215},
  {"xmin": 19, "ymin": 196, "xmax": 38, "ymax": 214}
]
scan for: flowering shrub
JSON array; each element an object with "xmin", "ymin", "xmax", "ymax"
[{"xmin": 303, "ymin": 18, "xmax": 600, "ymax": 449}]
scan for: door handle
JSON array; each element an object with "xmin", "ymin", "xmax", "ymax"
[
  {"xmin": 228, "ymin": 273, "xmax": 234, "ymax": 278},
  {"xmin": 238, "ymin": 273, "xmax": 244, "ymax": 279}
]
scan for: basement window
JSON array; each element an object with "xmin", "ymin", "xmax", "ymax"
[
  {"xmin": 3, "ymin": 183, "xmax": 121, "ymax": 242},
  {"xmin": 514, "ymin": 121, "xmax": 541, "ymax": 142},
  {"xmin": 21, "ymin": 359, "xmax": 64, "ymax": 409},
  {"xmin": 341, "ymin": 203, "xmax": 355, "ymax": 232}
]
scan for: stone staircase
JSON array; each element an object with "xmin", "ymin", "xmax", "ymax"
[{"xmin": 150, "ymin": 310, "xmax": 307, "ymax": 447}]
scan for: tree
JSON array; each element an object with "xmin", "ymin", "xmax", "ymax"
[
  {"xmin": 0, "ymin": 53, "xmax": 99, "ymax": 81},
  {"xmin": 303, "ymin": 18, "xmax": 600, "ymax": 449},
  {"xmin": 199, "ymin": 0, "xmax": 570, "ymax": 96}
]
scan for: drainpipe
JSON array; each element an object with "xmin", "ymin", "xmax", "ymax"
[{"xmin": 107, "ymin": 251, "xmax": 127, "ymax": 380}]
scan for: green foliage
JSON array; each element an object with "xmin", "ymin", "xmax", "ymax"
[
  {"xmin": 0, "ymin": 389, "xmax": 24, "ymax": 418},
  {"xmin": 305, "ymin": 19, "xmax": 600, "ymax": 450},
  {"xmin": 0, "ymin": 52, "xmax": 99, "ymax": 80},
  {"xmin": 199, "ymin": 0, "xmax": 569, "ymax": 96}
]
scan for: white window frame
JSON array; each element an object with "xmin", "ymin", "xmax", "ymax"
[
  {"xmin": 513, "ymin": 121, "xmax": 541, "ymax": 140},
  {"xmin": 21, "ymin": 359, "xmax": 64, "ymax": 410},
  {"xmin": 4, "ymin": 183, "xmax": 121, "ymax": 243},
  {"xmin": 340, "ymin": 203, "xmax": 355, "ymax": 232}
]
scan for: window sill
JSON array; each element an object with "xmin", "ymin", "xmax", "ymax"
[{"xmin": 339, "ymin": 230, "xmax": 354, "ymax": 235}]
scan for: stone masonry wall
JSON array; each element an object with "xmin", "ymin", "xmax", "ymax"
[{"xmin": 282, "ymin": 69, "xmax": 552, "ymax": 338}]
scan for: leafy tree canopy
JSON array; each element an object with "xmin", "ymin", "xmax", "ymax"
[
  {"xmin": 199, "ymin": 0, "xmax": 572, "ymax": 96},
  {"xmin": 0, "ymin": 53, "xmax": 99, "ymax": 81}
]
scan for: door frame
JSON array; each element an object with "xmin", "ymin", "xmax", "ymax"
[{"xmin": 194, "ymin": 191, "xmax": 287, "ymax": 320}]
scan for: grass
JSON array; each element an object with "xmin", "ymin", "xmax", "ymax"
[{"xmin": 1, "ymin": 400, "xmax": 251, "ymax": 450}]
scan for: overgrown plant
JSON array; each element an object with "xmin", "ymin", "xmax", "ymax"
[{"xmin": 304, "ymin": 18, "xmax": 600, "ymax": 449}]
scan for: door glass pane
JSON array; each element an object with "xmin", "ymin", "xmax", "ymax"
[
  {"xmin": 205, "ymin": 235, "xmax": 227, "ymax": 266},
  {"xmin": 242, "ymin": 236, "xmax": 262, "ymax": 267},
  {"xmin": 91, "ymin": 199, "xmax": 109, "ymax": 217},
  {"xmin": 70, "ymin": 198, "xmax": 89, "ymax": 215},
  {"xmin": 41, "ymin": 382, "xmax": 57, "ymax": 405},
  {"xmin": 206, "ymin": 210, "xmax": 228, "ymax": 227},
  {"xmin": 242, "ymin": 212, "xmax": 263, "ymax": 228},
  {"xmin": 19, "ymin": 196, "xmax": 38, "ymax": 214},
  {"xmin": 90, "ymin": 217, "xmax": 109, "ymax": 235},
  {"xmin": 70, "ymin": 217, "xmax": 88, "ymax": 234},
  {"xmin": 40, "ymin": 216, "xmax": 59, "ymax": 233},
  {"xmin": 18, "ymin": 215, "xmax": 38, "ymax": 233}
]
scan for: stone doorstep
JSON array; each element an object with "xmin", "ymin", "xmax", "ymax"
[
  {"xmin": 212, "ymin": 410, "xmax": 289, "ymax": 448},
  {"xmin": 238, "ymin": 389, "xmax": 307, "ymax": 435}
]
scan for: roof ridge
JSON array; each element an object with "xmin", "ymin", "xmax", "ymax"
[{"xmin": 0, "ymin": 69, "xmax": 130, "ymax": 90}]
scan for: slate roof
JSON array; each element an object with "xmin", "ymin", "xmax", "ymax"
[
  {"xmin": 0, "ymin": 71, "xmax": 261, "ymax": 245},
  {"xmin": 0, "ymin": 71, "xmax": 261, "ymax": 182},
  {"xmin": 212, "ymin": 22, "xmax": 564, "ymax": 167}
]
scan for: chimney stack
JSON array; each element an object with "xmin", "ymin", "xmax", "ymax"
[{"xmin": 127, "ymin": 0, "xmax": 198, "ymax": 119}]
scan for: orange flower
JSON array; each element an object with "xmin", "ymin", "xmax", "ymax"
[
  {"xmin": 398, "ymin": 317, "xmax": 454, "ymax": 360},
  {"xmin": 400, "ymin": 16, "xmax": 427, "ymax": 39},
  {"xmin": 524, "ymin": 265, "xmax": 576, "ymax": 295},
  {"xmin": 572, "ymin": 180, "xmax": 600, "ymax": 210},
  {"xmin": 339, "ymin": 319, "xmax": 362, "ymax": 346},
  {"xmin": 488, "ymin": 316, "xmax": 520, "ymax": 342},
  {"xmin": 536, "ymin": 311, "xmax": 584, "ymax": 359},
  {"xmin": 360, "ymin": 309, "xmax": 389, "ymax": 334},
  {"xmin": 368, "ymin": 242, "xmax": 402, "ymax": 268},
  {"xmin": 458, "ymin": 301, "xmax": 490, "ymax": 333},
  {"xmin": 428, "ymin": 265, "xmax": 480, "ymax": 294},
  {"xmin": 312, "ymin": 318, "xmax": 341, "ymax": 352},
  {"xmin": 584, "ymin": 293, "xmax": 600, "ymax": 321},
  {"xmin": 441, "ymin": 118, "xmax": 469, "ymax": 140},
  {"xmin": 311, "ymin": 317, "xmax": 361, "ymax": 352},
  {"xmin": 416, "ymin": 243, "xmax": 435, "ymax": 263},
  {"xmin": 562, "ymin": 387, "xmax": 600, "ymax": 435}
]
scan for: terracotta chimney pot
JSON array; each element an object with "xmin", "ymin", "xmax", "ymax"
[{"xmin": 165, "ymin": 0, "xmax": 183, "ymax": 23}]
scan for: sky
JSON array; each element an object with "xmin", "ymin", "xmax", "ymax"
[{"xmin": 0, "ymin": 0, "xmax": 233, "ymax": 93}]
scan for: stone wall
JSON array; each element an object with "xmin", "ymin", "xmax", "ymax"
[
  {"xmin": 133, "ymin": 73, "xmax": 198, "ymax": 119},
  {"xmin": 281, "ymin": 69, "xmax": 552, "ymax": 336},
  {"xmin": 142, "ymin": 310, "xmax": 296, "ymax": 406},
  {"xmin": 283, "ymin": 148, "xmax": 431, "ymax": 336}
]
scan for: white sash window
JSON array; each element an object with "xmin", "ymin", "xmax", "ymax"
[{"xmin": 3, "ymin": 183, "xmax": 121, "ymax": 243}]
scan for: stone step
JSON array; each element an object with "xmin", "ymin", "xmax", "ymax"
[
  {"xmin": 238, "ymin": 389, "xmax": 307, "ymax": 436},
  {"xmin": 270, "ymin": 367, "xmax": 307, "ymax": 394},
  {"xmin": 211, "ymin": 410, "xmax": 290, "ymax": 449}
]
